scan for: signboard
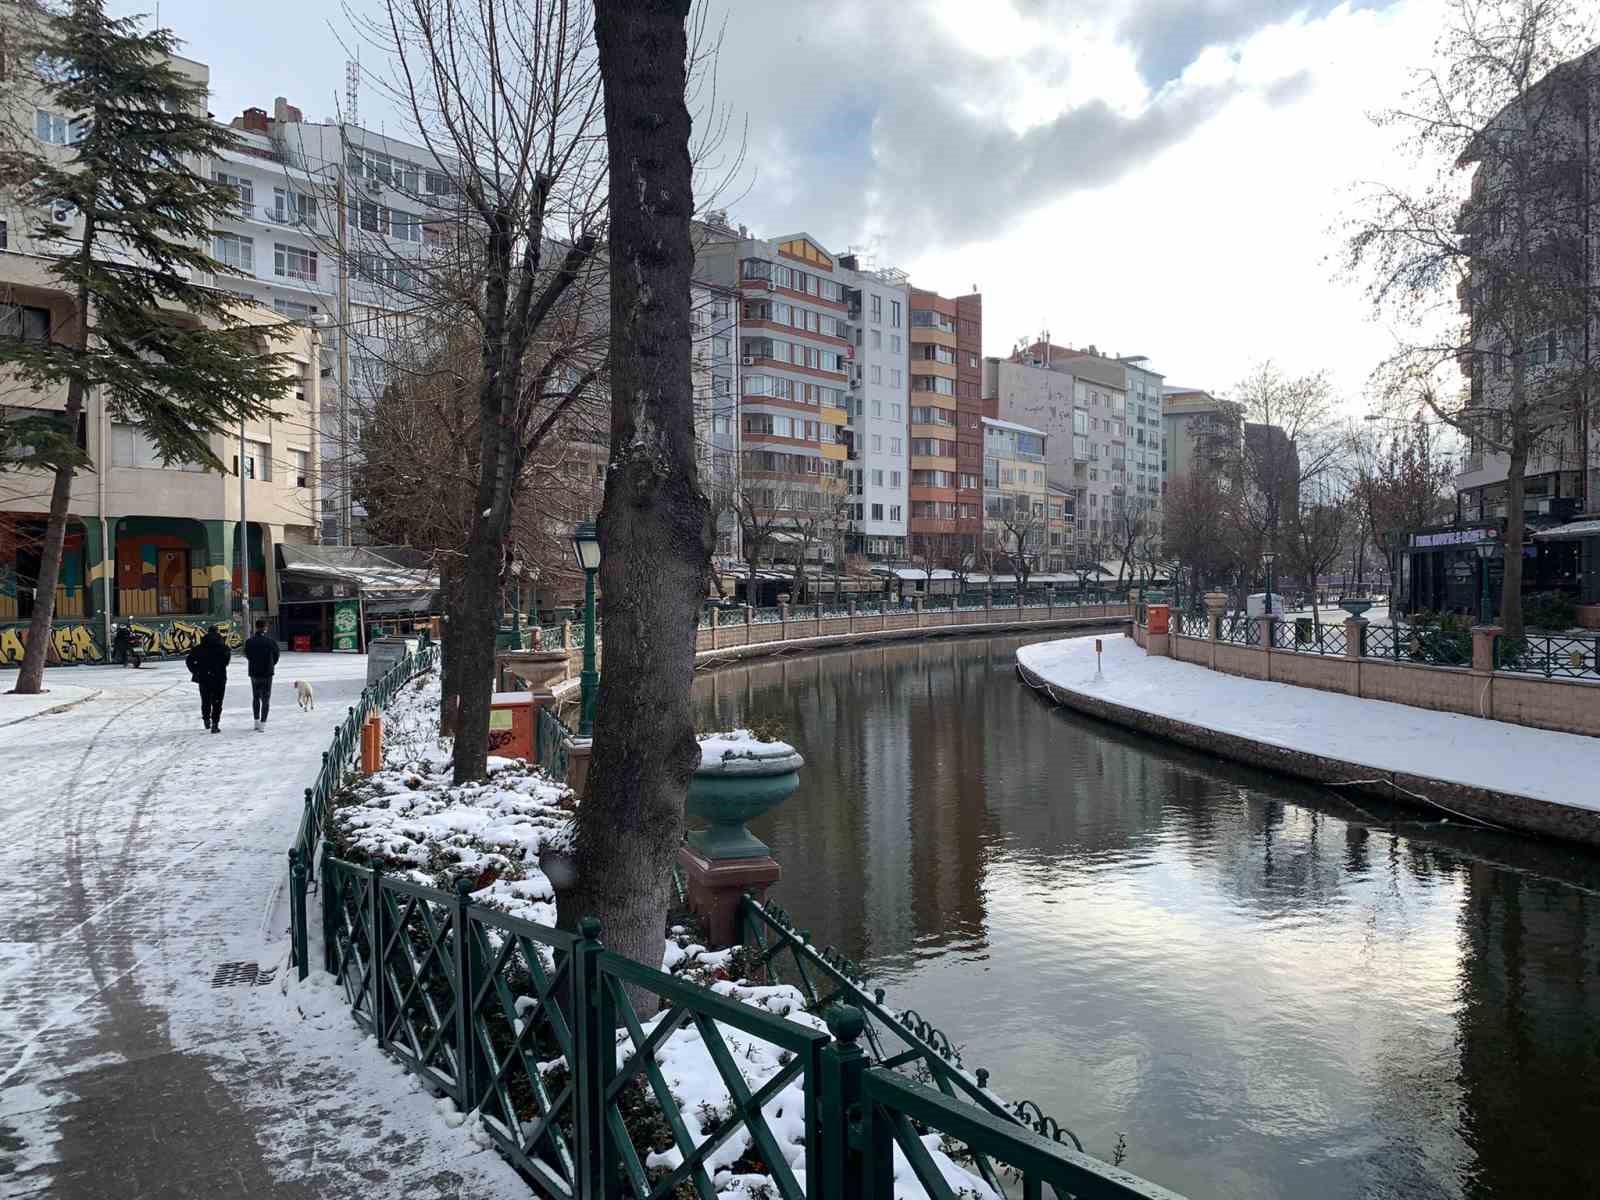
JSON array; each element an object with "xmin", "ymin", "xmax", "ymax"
[
  {"xmin": 1412, "ymin": 528, "xmax": 1495, "ymax": 549},
  {"xmin": 1449, "ymin": 561, "xmax": 1474, "ymax": 581},
  {"xmin": 332, "ymin": 598, "xmax": 361, "ymax": 653},
  {"xmin": 488, "ymin": 709, "xmax": 513, "ymax": 731}
]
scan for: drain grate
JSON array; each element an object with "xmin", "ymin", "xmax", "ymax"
[{"xmin": 211, "ymin": 961, "xmax": 276, "ymax": 988}]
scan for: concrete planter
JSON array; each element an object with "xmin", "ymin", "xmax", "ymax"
[{"xmin": 686, "ymin": 734, "xmax": 803, "ymax": 860}]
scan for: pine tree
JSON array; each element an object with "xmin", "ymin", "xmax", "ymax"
[{"xmin": 0, "ymin": 1, "xmax": 296, "ymax": 694}]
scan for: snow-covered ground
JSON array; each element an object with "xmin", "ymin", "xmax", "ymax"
[
  {"xmin": 0, "ymin": 652, "xmax": 527, "ymax": 1197},
  {"xmin": 1018, "ymin": 634, "xmax": 1597, "ymax": 811}
]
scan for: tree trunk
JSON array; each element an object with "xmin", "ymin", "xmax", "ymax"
[
  {"xmin": 1500, "ymin": 445, "xmax": 1527, "ymax": 638},
  {"xmin": 438, "ymin": 554, "xmax": 466, "ymax": 734},
  {"xmin": 11, "ymin": 392, "xmax": 81, "ymax": 694},
  {"xmin": 565, "ymin": 0, "xmax": 707, "ymax": 992}
]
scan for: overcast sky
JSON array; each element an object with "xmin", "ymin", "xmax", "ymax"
[{"xmin": 116, "ymin": 0, "xmax": 1449, "ymax": 406}]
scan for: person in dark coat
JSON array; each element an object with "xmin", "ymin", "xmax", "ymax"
[
  {"xmin": 112, "ymin": 623, "xmax": 131, "ymax": 666},
  {"xmin": 185, "ymin": 625, "xmax": 231, "ymax": 733},
  {"xmin": 242, "ymin": 619, "xmax": 280, "ymax": 731}
]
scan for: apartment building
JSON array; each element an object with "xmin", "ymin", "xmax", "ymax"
[
  {"xmin": 1162, "ymin": 387, "xmax": 1243, "ymax": 482},
  {"xmin": 985, "ymin": 341, "xmax": 1165, "ymax": 560},
  {"xmin": 980, "ymin": 417, "xmax": 1048, "ymax": 569},
  {"xmin": 1, "ymin": 60, "xmax": 323, "ymax": 665},
  {"xmin": 696, "ymin": 228, "xmax": 914, "ymax": 566},
  {"xmin": 908, "ymin": 288, "xmax": 983, "ymax": 564},
  {"xmin": 690, "ymin": 273, "xmax": 741, "ymax": 561},
  {"xmin": 214, "ymin": 98, "xmax": 452, "ymax": 547},
  {"xmin": 1045, "ymin": 484, "xmax": 1076, "ymax": 574}
]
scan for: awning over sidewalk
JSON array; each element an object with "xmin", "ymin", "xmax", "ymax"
[{"xmin": 1533, "ymin": 520, "xmax": 1600, "ymax": 541}]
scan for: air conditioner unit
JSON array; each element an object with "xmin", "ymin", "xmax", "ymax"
[
  {"xmin": 365, "ymin": 177, "xmax": 383, "ymax": 194},
  {"xmin": 741, "ymin": 356, "xmax": 755, "ymax": 366},
  {"xmin": 50, "ymin": 202, "xmax": 73, "ymax": 226}
]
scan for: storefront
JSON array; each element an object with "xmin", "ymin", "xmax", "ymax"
[
  {"xmin": 1400, "ymin": 521, "xmax": 1583, "ymax": 619},
  {"xmin": 275, "ymin": 544, "xmax": 438, "ymax": 652}
]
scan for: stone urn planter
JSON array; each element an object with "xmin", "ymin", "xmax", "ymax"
[
  {"xmin": 687, "ymin": 731, "xmax": 804, "ymax": 860},
  {"xmin": 1336, "ymin": 597, "xmax": 1375, "ymax": 620}
]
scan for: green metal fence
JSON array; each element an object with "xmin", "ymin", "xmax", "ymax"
[
  {"xmin": 1495, "ymin": 631, "xmax": 1600, "ymax": 679},
  {"xmin": 288, "ymin": 642, "xmax": 440, "ymax": 980}
]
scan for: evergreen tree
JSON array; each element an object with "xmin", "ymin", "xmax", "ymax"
[{"xmin": 0, "ymin": 1, "xmax": 296, "ymax": 693}]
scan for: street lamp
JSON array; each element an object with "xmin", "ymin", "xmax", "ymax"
[
  {"xmin": 1261, "ymin": 550, "xmax": 1277, "ymax": 615},
  {"xmin": 1474, "ymin": 540, "xmax": 1500, "ymax": 626},
  {"xmin": 570, "ymin": 520, "xmax": 602, "ymax": 736}
]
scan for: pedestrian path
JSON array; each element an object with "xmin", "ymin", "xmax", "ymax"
[
  {"xmin": 0, "ymin": 654, "xmax": 524, "ymax": 1198},
  {"xmin": 1017, "ymin": 634, "xmax": 1596, "ymax": 811}
]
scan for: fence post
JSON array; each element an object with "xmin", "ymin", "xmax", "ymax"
[
  {"xmin": 370, "ymin": 862, "xmax": 387, "ymax": 1049},
  {"xmin": 1345, "ymin": 618, "xmax": 1366, "ymax": 661},
  {"xmin": 710, "ymin": 605, "xmax": 719, "ymax": 651},
  {"xmin": 289, "ymin": 847, "xmax": 308, "ymax": 981},
  {"xmin": 820, "ymin": 1005, "xmax": 869, "ymax": 1200},
  {"xmin": 453, "ymin": 877, "xmax": 476, "ymax": 1112},
  {"xmin": 571, "ymin": 916, "xmax": 606, "ymax": 1198}
]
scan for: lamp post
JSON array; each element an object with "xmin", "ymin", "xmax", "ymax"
[
  {"xmin": 1261, "ymin": 550, "xmax": 1277, "ymax": 615},
  {"xmin": 1474, "ymin": 540, "xmax": 1499, "ymax": 626},
  {"xmin": 570, "ymin": 521, "xmax": 601, "ymax": 736}
]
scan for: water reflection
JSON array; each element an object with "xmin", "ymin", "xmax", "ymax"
[{"xmin": 691, "ymin": 632, "xmax": 1600, "ymax": 1200}]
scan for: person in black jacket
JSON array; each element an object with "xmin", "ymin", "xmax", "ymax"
[
  {"xmin": 242, "ymin": 619, "xmax": 280, "ymax": 731},
  {"xmin": 185, "ymin": 625, "xmax": 231, "ymax": 733}
]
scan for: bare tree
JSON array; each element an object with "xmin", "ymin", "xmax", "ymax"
[
  {"xmin": 345, "ymin": 0, "xmax": 612, "ymax": 783},
  {"xmin": 1283, "ymin": 496, "xmax": 1352, "ymax": 625},
  {"xmin": 1165, "ymin": 469, "xmax": 1246, "ymax": 611},
  {"xmin": 561, "ymin": 0, "xmax": 709, "ymax": 983},
  {"xmin": 1344, "ymin": 415, "xmax": 1455, "ymax": 595},
  {"xmin": 998, "ymin": 499, "xmax": 1044, "ymax": 604},
  {"xmin": 1346, "ymin": 0, "xmax": 1600, "ymax": 636},
  {"xmin": 1230, "ymin": 362, "xmax": 1341, "ymax": 562}
]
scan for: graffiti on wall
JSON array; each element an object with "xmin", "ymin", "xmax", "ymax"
[
  {"xmin": 0, "ymin": 619, "xmax": 243, "ymax": 667},
  {"xmin": 0, "ymin": 623, "xmax": 105, "ymax": 666}
]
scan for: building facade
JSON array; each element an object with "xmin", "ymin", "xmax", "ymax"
[
  {"xmin": 1162, "ymin": 387, "xmax": 1243, "ymax": 483},
  {"xmin": 1, "ymin": 61, "xmax": 323, "ymax": 663},
  {"xmin": 980, "ymin": 417, "xmax": 1048, "ymax": 569},
  {"xmin": 907, "ymin": 287, "xmax": 983, "ymax": 565},
  {"xmin": 215, "ymin": 98, "xmax": 454, "ymax": 547},
  {"xmin": 839, "ymin": 255, "xmax": 911, "ymax": 561}
]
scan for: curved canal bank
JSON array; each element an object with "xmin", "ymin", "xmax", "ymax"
[
  {"xmin": 1016, "ymin": 635, "xmax": 1600, "ymax": 846},
  {"xmin": 690, "ymin": 630, "xmax": 1600, "ymax": 1200}
]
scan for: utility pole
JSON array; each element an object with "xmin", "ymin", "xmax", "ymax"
[
  {"xmin": 336, "ymin": 169, "xmax": 352, "ymax": 546},
  {"xmin": 239, "ymin": 418, "xmax": 250, "ymax": 631}
]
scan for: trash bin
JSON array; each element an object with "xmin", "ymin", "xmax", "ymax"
[
  {"xmin": 488, "ymin": 692, "xmax": 534, "ymax": 761},
  {"xmin": 1295, "ymin": 617, "xmax": 1313, "ymax": 645}
]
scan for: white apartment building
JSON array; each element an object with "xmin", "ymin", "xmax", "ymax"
[
  {"xmin": 838, "ymin": 254, "xmax": 910, "ymax": 560},
  {"xmin": 211, "ymin": 98, "xmax": 450, "ymax": 546}
]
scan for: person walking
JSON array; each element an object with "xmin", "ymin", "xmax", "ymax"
[
  {"xmin": 185, "ymin": 624, "xmax": 231, "ymax": 733},
  {"xmin": 243, "ymin": 618, "xmax": 280, "ymax": 732}
]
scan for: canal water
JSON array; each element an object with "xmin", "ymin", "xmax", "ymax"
[{"xmin": 690, "ymin": 631, "xmax": 1600, "ymax": 1200}]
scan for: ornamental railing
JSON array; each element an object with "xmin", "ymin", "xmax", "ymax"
[
  {"xmin": 1495, "ymin": 631, "xmax": 1600, "ymax": 679},
  {"xmin": 537, "ymin": 703, "xmax": 575, "ymax": 778},
  {"xmin": 738, "ymin": 893, "xmax": 1084, "ymax": 1194},
  {"xmin": 312, "ymin": 855, "xmax": 1183, "ymax": 1200},
  {"xmin": 287, "ymin": 640, "xmax": 439, "ymax": 980}
]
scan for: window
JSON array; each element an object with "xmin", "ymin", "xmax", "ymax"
[
  {"xmin": 236, "ymin": 438, "xmax": 271, "ymax": 480},
  {"xmin": 273, "ymin": 298, "xmax": 319, "ymax": 322},
  {"xmin": 34, "ymin": 109, "xmax": 82, "ymax": 145},
  {"xmin": 109, "ymin": 423, "xmax": 201, "ymax": 471},
  {"xmin": 870, "ymin": 329, "xmax": 882, "ymax": 350},
  {"xmin": 871, "ymin": 503, "xmax": 884, "ymax": 521},
  {"xmin": 872, "ymin": 399, "xmax": 883, "ymax": 417},
  {"xmin": 274, "ymin": 243, "xmax": 317, "ymax": 282},
  {"xmin": 273, "ymin": 187, "xmax": 317, "ymax": 225},
  {"xmin": 889, "ymin": 437, "xmax": 902, "ymax": 455},
  {"xmin": 0, "ymin": 304, "xmax": 50, "ymax": 343},
  {"xmin": 890, "ymin": 470, "xmax": 901, "ymax": 487},
  {"xmin": 290, "ymin": 448, "xmax": 309, "ymax": 488},
  {"xmin": 870, "ymin": 365, "xmax": 882, "ymax": 385},
  {"xmin": 213, "ymin": 232, "xmax": 254, "ymax": 272},
  {"xmin": 215, "ymin": 171, "xmax": 254, "ymax": 218},
  {"xmin": 889, "ymin": 505, "xmax": 901, "ymax": 522},
  {"xmin": 872, "ymin": 435, "xmax": 883, "ymax": 453},
  {"xmin": 890, "ymin": 335, "xmax": 901, "ymax": 354},
  {"xmin": 890, "ymin": 301, "xmax": 901, "ymax": 328},
  {"xmin": 870, "ymin": 294, "xmax": 882, "ymax": 322}
]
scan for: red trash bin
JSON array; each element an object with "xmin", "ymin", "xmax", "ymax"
[{"xmin": 487, "ymin": 693, "xmax": 534, "ymax": 761}]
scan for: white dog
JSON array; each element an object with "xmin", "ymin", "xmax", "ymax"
[{"xmin": 294, "ymin": 680, "xmax": 315, "ymax": 712}]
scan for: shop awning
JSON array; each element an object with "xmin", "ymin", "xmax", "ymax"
[{"xmin": 1533, "ymin": 520, "xmax": 1600, "ymax": 541}]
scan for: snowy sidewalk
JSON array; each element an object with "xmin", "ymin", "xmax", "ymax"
[
  {"xmin": 1017, "ymin": 635, "xmax": 1596, "ymax": 812},
  {"xmin": 0, "ymin": 654, "xmax": 524, "ymax": 1199}
]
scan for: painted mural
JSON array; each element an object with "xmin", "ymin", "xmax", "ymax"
[{"xmin": 0, "ymin": 619, "xmax": 243, "ymax": 667}]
